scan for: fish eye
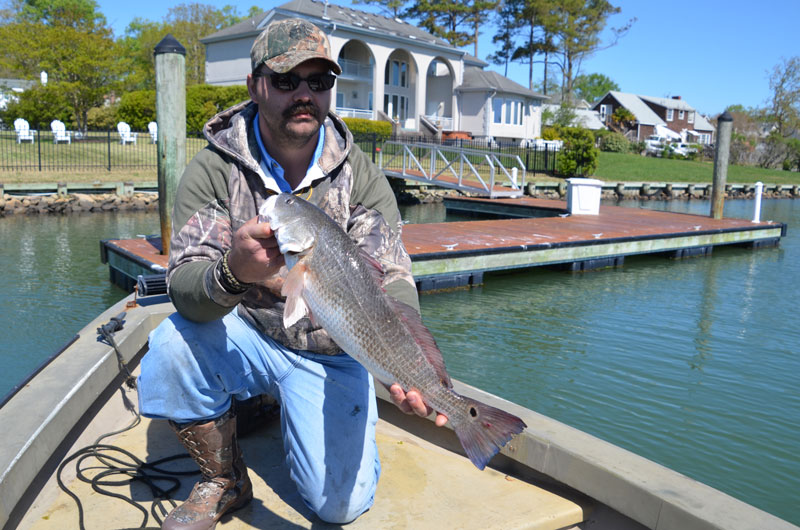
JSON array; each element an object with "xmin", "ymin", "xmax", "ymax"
[{"xmin": 285, "ymin": 197, "xmax": 295, "ymax": 204}]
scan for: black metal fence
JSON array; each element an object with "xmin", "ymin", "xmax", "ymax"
[
  {"xmin": 1, "ymin": 127, "xmax": 558, "ymax": 175},
  {"xmin": 0, "ymin": 127, "xmax": 207, "ymax": 172}
]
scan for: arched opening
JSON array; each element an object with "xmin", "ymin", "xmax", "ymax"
[
  {"xmin": 335, "ymin": 40, "xmax": 375, "ymax": 120},
  {"xmin": 424, "ymin": 58, "xmax": 455, "ymax": 131}
]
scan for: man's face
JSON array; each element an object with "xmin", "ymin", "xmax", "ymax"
[{"xmin": 247, "ymin": 59, "xmax": 333, "ymax": 149}]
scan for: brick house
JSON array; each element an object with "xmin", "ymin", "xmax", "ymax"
[{"xmin": 593, "ymin": 91, "xmax": 715, "ymax": 144}]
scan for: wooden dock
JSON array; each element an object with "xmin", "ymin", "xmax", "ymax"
[{"xmin": 101, "ymin": 197, "xmax": 786, "ymax": 293}]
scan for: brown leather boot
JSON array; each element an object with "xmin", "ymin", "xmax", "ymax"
[{"xmin": 162, "ymin": 411, "xmax": 253, "ymax": 530}]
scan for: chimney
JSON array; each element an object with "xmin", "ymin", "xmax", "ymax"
[{"xmin": 672, "ymin": 96, "xmax": 681, "ymax": 100}]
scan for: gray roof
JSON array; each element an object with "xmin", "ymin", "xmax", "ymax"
[
  {"xmin": 0, "ymin": 78, "xmax": 35, "ymax": 91},
  {"xmin": 457, "ymin": 67, "xmax": 547, "ymax": 100},
  {"xmin": 202, "ymin": 0, "xmax": 452, "ymax": 49},
  {"xmin": 693, "ymin": 113, "xmax": 715, "ymax": 132},
  {"xmin": 599, "ymin": 91, "xmax": 665, "ymax": 126},
  {"xmin": 639, "ymin": 95, "xmax": 695, "ymax": 112},
  {"xmin": 542, "ymin": 104, "xmax": 605, "ymax": 130}
]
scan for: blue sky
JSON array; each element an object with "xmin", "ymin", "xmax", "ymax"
[{"xmin": 97, "ymin": 0, "xmax": 800, "ymax": 116}]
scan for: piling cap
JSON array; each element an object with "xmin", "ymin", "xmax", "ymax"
[
  {"xmin": 250, "ymin": 18, "xmax": 341, "ymax": 75},
  {"xmin": 154, "ymin": 34, "xmax": 186, "ymax": 56},
  {"xmin": 718, "ymin": 110, "xmax": 734, "ymax": 123}
]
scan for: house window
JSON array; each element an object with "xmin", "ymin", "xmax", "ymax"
[
  {"xmin": 493, "ymin": 98, "xmax": 503, "ymax": 123},
  {"xmin": 384, "ymin": 94, "xmax": 408, "ymax": 121},
  {"xmin": 384, "ymin": 60, "xmax": 408, "ymax": 87},
  {"xmin": 679, "ymin": 110, "xmax": 685, "ymax": 120},
  {"xmin": 599, "ymin": 104, "xmax": 612, "ymax": 122},
  {"xmin": 336, "ymin": 92, "xmax": 345, "ymax": 108},
  {"xmin": 688, "ymin": 111, "xmax": 694, "ymax": 124},
  {"xmin": 666, "ymin": 109, "xmax": 674, "ymax": 121}
]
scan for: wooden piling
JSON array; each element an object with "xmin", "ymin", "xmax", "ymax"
[
  {"xmin": 154, "ymin": 34, "xmax": 186, "ymax": 256},
  {"xmin": 710, "ymin": 111, "xmax": 733, "ymax": 219}
]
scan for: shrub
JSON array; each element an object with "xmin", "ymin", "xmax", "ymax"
[
  {"xmin": 117, "ymin": 90, "xmax": 155, "ymax": 130},
  {"xmin": 342, "ymin": 118, "xmax": 392, "ymax": 140},
  {"xmin": 556, "ymin": 127, "xmax": 599, "ymax": 177},
  {"xmin": 186, "ymin": 84, "xmax": 249, "ymax": 132},
  {"xmin": 1, "ymin": 84, "xmax": 74, "ymax": 129},
  {"xmin": 598, "ymin": 131, "xmax": 630, "ymax": 153},
  {"xmin": 112, "ymin": 85, "xmax": 251, "ymax": 133},
  {"xmin": 87, "ymin": 104, "xmax": 119, "ymax": 130},
  {"xmin": 541, "ymin": 126, "xmax": 562, "ymax": 140}
]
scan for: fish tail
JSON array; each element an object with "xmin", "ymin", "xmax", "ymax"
[{"xmin": 453, "ymin": 400, "xmax": 527, "ymax": 470}]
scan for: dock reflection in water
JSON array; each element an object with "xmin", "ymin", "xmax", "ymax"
[{"xmin": 0, "ymin": 198, "xmax": 797, "ymax": 525}]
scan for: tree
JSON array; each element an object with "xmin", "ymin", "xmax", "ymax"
[
  {"xmin": 760, "ymin": 57, "xmax": 800, "ymax": 169},
  {"xmin": 407, "ymin": 0, "xmax": 496, "ymax": 53},
  {"xmin": 118, "ymin": 3, "xmax": 259, "ymax": 90},
  {"xmin": 504, "ymin": 0, "xmax": 559, "ymax": 91},
  {"xmin": 550, "ymin": 0, "xmax": 633, "ymax": 100},
  {"xmin": 352, "ymin": 0, "xmax": 411, "ymax": 18},
  {"xmin": 573, "ymin": 72, "xmax": 618, "ymax": 104},
  {"xmin": 726, "ymin": 104, "xmax": 764, "ymax": 166},
  {"xmin": 0, "ymin": 0, "xmax": 121, "ymax": 132},
  {"xmin": 487, "ymin": 0, "xmax": 522, "ymax": 75}
]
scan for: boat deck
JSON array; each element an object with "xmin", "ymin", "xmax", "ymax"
[
  {"xmin": 5, "ymin": 296, "xmax": 795, "ymax": 530},
  {"xmin": 18, "ymin": 375, "xmax": 590, "ymax": 530},
  {"xmin": 101, "ymin": 197, "xmax": 786, "ymax": 292}
]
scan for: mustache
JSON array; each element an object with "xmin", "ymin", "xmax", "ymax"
[{"xmin": 283, "ymin": 102, "xmax": 319, "ymax": 119}]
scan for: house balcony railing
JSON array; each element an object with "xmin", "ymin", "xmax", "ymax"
[
  {"xmin": 423, "ymin": 115, "xmax": 453, "ymax": 131},
  {"xmin": 336, "ymin": 107, "xmax": 374, "ymax": 120},
  {"xmin": 338, "ymin": 59, "xmax": 373, "ymax": 79}
]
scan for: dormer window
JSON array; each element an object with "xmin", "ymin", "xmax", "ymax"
[{"xmin": 666, "ymin": 109, "xmax": 674, "ymax": 121}]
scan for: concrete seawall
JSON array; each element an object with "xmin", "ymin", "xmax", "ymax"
[
  {"xmin": 1, "ymin": 179, "xmax": 798, "ymax": 216},
  {"xmin": 0, "ymin": 192, "xmax": 159, "ymax": 215}
]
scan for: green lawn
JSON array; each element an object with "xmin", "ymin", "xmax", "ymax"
[
  {"xmin": 3, "ymin": 134, "xmax": 799, "ymax": 187},
  {"xmin": 590, "ymin": 151, "xmax": 799, "ymax": 185},
  {"xmin": 0, "ymin": 130, "xmax": 207, "ymax": 184}
]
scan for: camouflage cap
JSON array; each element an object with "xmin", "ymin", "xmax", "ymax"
[{"xmin": 250, "ymin": 18, "xmax": 342, "ymax": 75}]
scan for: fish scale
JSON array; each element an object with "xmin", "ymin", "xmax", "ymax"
[{"xmin": 262, "ymin": 193, "xmax": 527, "ymax": 470}]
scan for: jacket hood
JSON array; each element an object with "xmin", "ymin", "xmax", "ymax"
[{"xmin": 202, "ymin": 100, "xmax": 353, "ymax": 191}]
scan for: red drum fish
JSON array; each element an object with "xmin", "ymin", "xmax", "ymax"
[{"xmin": 261, "ymin": 193, "xmax": 526, "ymax": 469}]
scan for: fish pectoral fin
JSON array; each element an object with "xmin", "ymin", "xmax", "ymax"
[{"xmin": 281, "ymin": 262, "xmax": 309, "ymax": 329}]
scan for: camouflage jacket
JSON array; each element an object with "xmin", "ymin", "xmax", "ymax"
[{"xmin": 167, "ymin": 101, "xmax": 418, "ymax": 355}]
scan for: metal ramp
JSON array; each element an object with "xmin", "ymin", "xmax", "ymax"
[{"xmin": 378, "ymin": 140, "xmax": 526, "ymax": 198}]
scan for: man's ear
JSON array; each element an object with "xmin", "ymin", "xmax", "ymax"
[{"xmin": 246, "ymin": 74, "xmax": 258, "ymax": 103}]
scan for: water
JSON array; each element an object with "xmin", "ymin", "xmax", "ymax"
[
  {"xmin": 420, "ymin": 198, "xmax": 800, "ymax": 524},
  {"xmin": 0, "ymin": 211, "xmax": 160, "ymax": 399},
  {"xmin": 0, "ymin": 199, "xmax": 797, "ymax": 524}
]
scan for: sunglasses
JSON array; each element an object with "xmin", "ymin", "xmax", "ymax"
[{"xmin": 255, "ymin": 70, "xmax": 337, "ymax": 92}]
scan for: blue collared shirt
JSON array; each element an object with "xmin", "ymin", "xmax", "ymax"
[{"xmin": 253, "ymin": 112, "xmax": 325, "ymax": 193}]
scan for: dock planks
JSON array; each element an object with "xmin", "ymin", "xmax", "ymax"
[{"xmin": 102, "ymin": 197, "xmax": 786, "ymax": 292}]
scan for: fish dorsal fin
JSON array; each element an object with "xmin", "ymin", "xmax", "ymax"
[
  {"xmin": 281, "ymin": 262, "xmax": 310, "ymax": 329},
  {"xmin": 389, "ymin": 297, "xmax": 453, "ymax": 389}
]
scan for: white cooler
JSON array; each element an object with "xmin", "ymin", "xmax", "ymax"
[{"xmin": 566, "ymin": 178, "xmax": 603, "ymax": 215}]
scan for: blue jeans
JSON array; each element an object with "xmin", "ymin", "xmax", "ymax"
[{"xmin": 137, "ymin": 311, "xmax": 380, "ymax": 524}]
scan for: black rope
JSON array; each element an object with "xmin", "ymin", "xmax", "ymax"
[{"xmin": 54, "ymin": 313, "xmax": 200, "ymax": 529}]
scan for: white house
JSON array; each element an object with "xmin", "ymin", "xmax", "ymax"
[
  {"xmin": 200, "ymin": 0, "xmax": 548, "ymax": 144},
  {"xmin": 0, "ymin": 78, "xmax": 35, "ymax": 111}
]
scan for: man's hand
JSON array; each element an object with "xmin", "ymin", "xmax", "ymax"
[
  {"xmin": 227, "ymin": 216, "xmax": 285, "ymax": 284},
  {"xmin": 388, "ymin": 384, "xmax": 448, "ymax": 427}
]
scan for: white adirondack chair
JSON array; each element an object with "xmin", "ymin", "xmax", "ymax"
[
  {"xmin": 147, "ymin": 121, "xmax": 157, "ymax": 143},
  {"xmin": 14, "ymin": 118, "xmax": 34, "ymax": 143},
  {"xmin": 50, "ymin": 120, "xmax": 71, "ymax": 144},
  {"xmin": 117, "ymin": 122, "xmax": 137, "ymax": 145}
]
